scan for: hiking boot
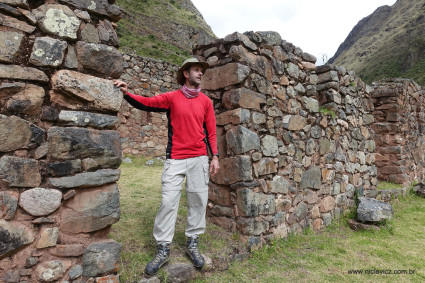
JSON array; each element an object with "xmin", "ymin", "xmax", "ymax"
[
  {"xmin": 186, "ymin": 235, "xmax": 204, "ymax": 268},
  {"xmin": 145, "ymin": 243, "xmax": 170, "ymax": 275}
]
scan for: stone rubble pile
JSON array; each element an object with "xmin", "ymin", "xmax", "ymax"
[
  {"xmin": 193, "ymin": 31, "xmax": 378, "ymax": 242},
  {"xmin": 0, "ymin": 0, "xmax": 124, "ymax": 282}
]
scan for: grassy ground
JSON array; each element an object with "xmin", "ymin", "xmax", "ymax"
[{"xmin": 110, "ymin": 156, "xmax": 425, "ymax": 282}]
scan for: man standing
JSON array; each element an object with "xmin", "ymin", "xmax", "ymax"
[{"xmin": 114, "ymin": 58, "xmax": 219, "ymax": 275}]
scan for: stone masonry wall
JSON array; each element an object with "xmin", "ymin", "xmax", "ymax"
[
  {"xmin": 372, "ymin": 78, "xmax": 425, "ymax": 184},
  {"xmin": 118, "ymin": 55, "xmax": 179, "ymax": 157},
  {"xmin": 192, "ymin": 31, "xmax": 378, "ymax": 242},
  {"xmin": 0, "ymin": 1, "xmax": 124, "ymax": 282}
]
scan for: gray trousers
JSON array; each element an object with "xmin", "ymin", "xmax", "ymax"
[{"xmin": 153, "ymin": 155, "xmax": 209, "ymax": 244}]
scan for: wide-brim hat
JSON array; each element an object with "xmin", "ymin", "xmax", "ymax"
[{"xmin": 177, "ymin": 57, "xmax": 209, "ymax": 85}]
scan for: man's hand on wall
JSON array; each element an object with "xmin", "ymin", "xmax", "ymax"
[
  {"xmin": 210, "ymin": 156, "xmax": 219, "ymax": 177},
  {"xmin": 113, "ymin": 80, "xmax": 128, "ymax": 95}
]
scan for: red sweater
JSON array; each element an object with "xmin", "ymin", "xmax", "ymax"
[{"xmin": 124, "ymin": 90, "xmax": 218, "ymax": 160}]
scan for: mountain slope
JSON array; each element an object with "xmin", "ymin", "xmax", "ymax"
[
  {"xmin": 116, "ymin": 0, "xmax": 216, "ymax": 65},
  {"xmin": 329, "ymin": 0, "xmax": 425, "ymax": 86}
]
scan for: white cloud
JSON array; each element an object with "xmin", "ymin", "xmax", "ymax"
[{"xmin": 192, "ymin": 0, "xmax": 397, "ymax": 64}]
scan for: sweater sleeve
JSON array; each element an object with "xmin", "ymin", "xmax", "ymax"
[
  {"xmin": 204, "ymin": 98, "xmax": 218, "ymax": 156},
  {"xmin": 124, "ymin": 92, "xmax": 170, "ymax": 112}
]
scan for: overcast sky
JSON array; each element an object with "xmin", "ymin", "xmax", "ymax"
[{"xmin": 191, "ymin": 0, "xmax": 397, "ymax": 64}]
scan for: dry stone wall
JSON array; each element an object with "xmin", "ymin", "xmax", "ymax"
[
  {"xmin": 118, "ymin": 55, "xmax": 180, "ymax": 157},
  {"xmin": 0, "ymin": 0, "xmax": 123, "ymax": 282},
  {"xmin": 192, "ymin": 31, "xmax": 378, "ymax": 242},
  {"xmin": 372, "ymin": 78, "xmax": 425, "ymax": 184}
]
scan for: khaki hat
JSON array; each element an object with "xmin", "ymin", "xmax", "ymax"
[{"xmin": 177, "ymin": 58, "xmax": 209, "ymax": 85}]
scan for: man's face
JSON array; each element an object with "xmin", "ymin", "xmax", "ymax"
[{"xmin": 184, "ymin": 64, "xmax": 203, "ymax": 87}]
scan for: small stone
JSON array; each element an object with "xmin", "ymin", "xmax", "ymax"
[
  {"xmin": 0, "ymin": 156, "xmax": 41, "ymax": 187},
  {"xmin": 0, "ymin": 12, "xmax": 35, "ymax": 33},
  {"xmin": 0, "ymin": 30, "xmax": 24, "ymax": 63},
  {"xmin": 37, "ymin": 227, "xmax": 59, "ymax": 249},
  {"xmin": 82, "ymin": 240, "xmax": 121, "ymax": 277},
  {"xmin": 0, "ymin": 191, "xmax": 18, "ymax": 220},
  {"xmin": 29, "ymin": 36, "xmax": 67, "ymax": 67},
  {"xmin": 48, "ymin": 169, "xmax": 120, "ymax": 189},
  {"xmin": 0, "ymin": 64, "xmax": 49, "ymax": 82},
  {"xmin": 19, "ymin": 188, "xmax": 62, "ymax": 216},
  {"xmin": 35, "ymin": 260, "xmax": 72, "ymax": 282},
  {"xmin": 0, "ymin": 219, "xmax": 34, "ymax": 258}
]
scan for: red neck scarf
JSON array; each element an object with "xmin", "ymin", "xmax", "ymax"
[{"xmin": 181, "ymin": 84, "xmax": 201, "ymax": 99}]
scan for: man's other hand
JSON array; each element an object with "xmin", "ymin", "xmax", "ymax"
[{"xmin": 209, "ymin": 156, "xmax": 219, "ymax": 177}]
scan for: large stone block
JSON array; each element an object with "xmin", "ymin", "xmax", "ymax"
[
  {"xmin": 237, "ymin": 218, "xmax": 269, "ymax": 236},
  {"xmin": 59, "ymin": 0, "xmax": 122, "ymax": 20},
  {"xmin": 75, "ymin": 41, "xmax": 123, "ymax": 78},
  {"xmin": 58, "ymin": 110, "xmax": 120, "ymax": 129},
  {"xmin": 208, "ymin": 183, "xmax": 233, "ymax": 207},
  {"xmin": 357, "ymin": 197, "xmax": 393, "ymax": 223},
  {"xmin": 82, "ymin": 240, "xmax": 121, "ymax": 277},
  {"xmin": 29, "ymin": 36, "xmax": 67, "ymax": 67},
  {"xmin": 49, "ymin": 169, "xmax": 120, "ymax": 189},
  {"xmin": 0, "ymin": 12, "xmax": 35, "ymax": 33},
  {"xmin": 33, "ymin": 4, "xmax": 80, "ymax": 40},
  {"xmin": 0, "ymin": 64, "xmax": 48, "ymax": 82},
  {"xmin": 35, "ymin": 260, "xmax": 72, "ymax": 282},
  {"xmin": 222, "ymin": 88, "xmax": 266, "ymax": 111},
  {"xmin": 211, "ymin": 156, "xmax": 252, "ymax": 185},
  {"xmin": 253, "ymin": 158, "xmax": 277, "ymax": 176},
  {"xmin": 0, "ymin": 30, "xmax": 24, "ymax": 63},
  {"xmin": 299, "ymin": 166, "xmax": 321, "ymax": 190},
  {"xmin": 216, "ymin": 108, "xmax": 250, "ymax": 126},
  {"xmin": 0, "ymin": 156, "xmax": 41, "ymax": 187},
  {"xmin": 51, "ymin": 70, "xmax": 123, "ymax": 112},
  {"xmin": 202, "ymin": 63, "xmax": 250, "ymax": 90},
  {"xmin": 261, "ymin": 135, "xmax": 278, "ymax": 157},
  {"xmin": 0, "ymin": 191, "xmax": 18, "ymax": 220},
  {"xmin": 19, "ymin": 188, "xmax": 62, "ymax": 216},
  {"xmin": 226, "ymin": 125, "xmax": 260, "ymax": 154},
  {"xmin": 4, "ymin": 84, "xmax": 45, "ymax": 115},
  {"xmin": 47, "ymin": 127, "xmax": 122, "ymax": 168},
  {"xmin": 0, "ymin": 115, "xmax": 32, "ymax": 152},
  {"xmin": 237, "ymin": 188, "xmax": 276, "ymax": 216},
  {"xmin": 267, "ymin": 175, "xmax": 289, "ymax": 194},
  {"xmin": 60, "ymin": 184, "xmax": 120, "ymax": 233},
  {"xmin": 1, "ymin": 0, "xmax": 29, "ymax": 8},
  {"xmin": 0, "ymin": 219, "xmax": 34, "ymax": 259}
]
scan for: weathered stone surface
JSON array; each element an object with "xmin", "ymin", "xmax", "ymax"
[
  {"xmin": 29, "ymin": 36, "xmax": 67, "ymax": 67},
  {"xmin": 0, "ymin": 64, "xmax": 48, "ymax": 82},
  {"xmin": 60, "ymin": 184, "xmax": 120, "ymax": 233},
  {"xmin": 209, "ymin": 183, "xmax": 233, "ymax": 207},
  {"xmin": 0, "ymin": 12, "xmax": 35, "ymax": 33},
  {"xmin": 51, "ymin": 70, "xmax": 123, "ymax": 112},
  {"xmin": 35, "ymin": 260, "xmax": 71, "ymax": 282},
  {"xmin": 226, "ymin": 126, "xmax": 260, "ymax": 154},
  {"xmin": 1, "ymin": 0, "xmax": 29, "ymax": 8},
  {"xmin": 59, "ymin": 0, "xmax": 122, "ymax": 20},
  {"xmin": 287, "ymin": 115, "xmax": 307, "ymax": 131},
  {"xmin": 58, "ymin": 110, "xmax": 120, "ymax": 129},
  {"xmin": 347, "ymin": 219, "xmax": 380, "ymax": 231},
  {"xmin": 261, "ymin": 135, "xmax": 278, "ymax": 157},
  {"xmin": 47, "ymin": 159, "xmax": 81, "ymax": 177},
  {"xmin": 268, "ymin": 175, "xmax": 289, "ymax": 194},
  {"xmin": 64, "ymin": 45, "xmax": 77, "ymax": 69},
  {"xmin": 75, "ymin": 41, "xmax": 123, "ymax": 78},
  {"xmin": 237, "ymin": 218, "xmax": 269, "ymax": 236},
  {"xmin": 216, "ymin": 108, "xmax": 250, "ymax": 125},
  {"xmin": 19, "ymin": 188, "xmax": 62, "ymax": 216},
  {"xmin": 164, "ymin": 263, "xmax": 197, "ymax": 283},
  {"xmin": 254, "ymin": 158, "xmax": 277, "ymax": 176},
  {"xmin": 37, "ymin": 227, "xmax": 59, "ymax": 249},
  {"xmin": 224, "ymin": 32, "xmax": 257, "ymax": 50},
  {"xmin": 98, "ymin": 19, "xmax": 119, "ymax": 46},
  {"xmin": 299, "ymin": 166, "xmax": 321, "ymax": 190},
  {"xmin": 33, "ymin": 4, "xmax": 80, "ymax": 40},
  {"xmin": 357, "ymin": 197, "xmax": 393, "ymax": 223},
  {"xmin": 82, "ymin": 240, "xmax": 121, "ymax": 277},
  {"xmin": 0, "ymin": 81, "xmax": 24, "ymax": 98},
  {"xmin": 68, "ymin": 264, "xmax": 83, "ymax": 280},
  {"xmin": 80, "ymin": 23, "xmax": 99, "ymax": 43},
  {"xmin": 5, "ymin": 84, "xmax": 45, "ymax": 115},
  {"xmin": 237, "ymin": 188, "xmax": 275, "ymax": 216},
  {"xmin": 222, "ymin": 88, "xmax": 266, "ymax": 110},
  {"xmin": 0, "ymin": 156, "xmax": 40, "ymax": 187},
  {"xmin": 50, "ymin": 245, "xmax": 84, "ymax": 257},
  {"xmin": 202, "ymin": 63, "xmax": 250, "ymax": 90},
  {"xmin": 0, "ymin": 219, "xmax": 34, "ymax": 258},
  {"xmin": 47, "ymin": 126, "xmax": 122, "ymax": 168},
  {"xmin": 302, "ymin": 97, "xmax": 319, "ymax": 112},
  {"xmin": 0, "ymin": 30, "xmax": 24, "ymax": 63},
  {"xmin": 211, "ymin": 156, "xmax": 252, "ymax": 185},
  {"xmin": 319, "ymin": 196, "xmax": 335, "ymax": 213},
  {"xmin": 49, "ymin": 169, "xmax": 120, "ymax": 189},
  {"xmin": 0, "ymin": 191, "xmax": 18, "ymax": 220},
  {"xmin": 256, "ymin": 31, "xmax": 282, "ymax": 46}
]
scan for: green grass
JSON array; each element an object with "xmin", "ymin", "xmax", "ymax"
[
  {"xmin": 377, "ymin": 182, "xmax": 403, "ymax": 190},
  {"xmin": 111, "ymin": 156, "xmax": 425, "ymax": 282}
]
